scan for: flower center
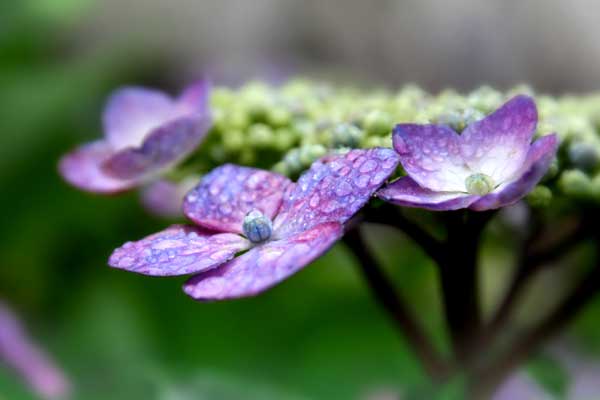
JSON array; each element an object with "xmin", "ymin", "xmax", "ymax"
[
  {"xmin": 465, "ymin": 173, "xmax": 495, "ymax": 195},
  {"xmin": 242, "ymin": 209, "xmax": 273, "ymax": 243}
]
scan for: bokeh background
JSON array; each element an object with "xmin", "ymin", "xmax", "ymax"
[{"xmin": 2, "ymin": 0, "xmax": 600, "ymax": 399}]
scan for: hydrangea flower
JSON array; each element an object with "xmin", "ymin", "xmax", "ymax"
[
  {"xmin": 140, "ymin": 178, "xmax": 199, "ymax": 218},
  {"xmin": 59, "ymin": 80, "xmax": 212, "ymax": 193},
  {"xmin": 109, "ymin": 148, "xmax": 399, "ymax": 300},
  {"xmin": 377, "ymin": 95, "xmax": 558, "ymax": 211},
  {"xmin": 0, "ymin": 302, "xmax": 70, "ymax": 399}
]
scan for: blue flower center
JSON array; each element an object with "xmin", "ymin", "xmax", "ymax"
[
  {"xmin": 243, "ymin": 210, "xmax": 273, "ymax": 243},
  {"xmin": 465, "ymin": 173, "xmax": 495, "ymax": 195}
]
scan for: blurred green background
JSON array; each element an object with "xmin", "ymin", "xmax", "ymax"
[{"xmin": 1, "ymin": 1, "xmax": 600, "ymax": 399}]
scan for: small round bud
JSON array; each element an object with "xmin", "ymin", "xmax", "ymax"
[
  {"xmin": 363, "ymin": 110, "xmax": 393, "ymax": 136},
  {"xmin": 331, "ymin": 123, "xmax": 364, "ymax": 148},
  {"xmin": 568, "ymin": 142, "xmax": 600, "ymax": 172},
  {"xmin": 526, "ymin": 185, "xmax": 552, "ymax": 208},
  {"xmin": 299, "ymin": 144, "xmax": 327, "ymax": 166},
  {"xmin": 248, "ymin": 124, "xmax": 274, "ymax": 148},
  {"xmin": 243, "ymin": 210, "xmax": 273, "ymax": 243},
  {"xmin": 558, "ymin": 169, "xmax": 592, "ymax": 198},
  {"xmin": 465, "ymin": 173, "xmax": 495, "ymax": 195},
  {"xmin": 267, "ymin": 107, "xmax": 292, "ymax": 127}
]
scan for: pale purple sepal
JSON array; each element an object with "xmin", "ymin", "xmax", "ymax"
[
  {"xmin": 101, "ymin": 115, "xmax": 212, "ymax": 180},
  {"xmin": 59, "ymin": 80, "xmax": 211, "ymax": 193},
  {"xmin": 377, "ymin": 176, "xmax": 478, "ymax": 211},
  {"xmin": 273, "ymin": 148, "xmax": 399, "ymax": 236},
  {"xmin": 184, "ymin": 164, "xmax": 292, "ymax": 234},
  {"xmin": 108, "ymin": 225, "xmax": 250, "ymax": 276},
  {"xmin": 392, "ymin": 123, "xmax": 469, "ymax": 192},
  {"xmin": 492, "ymin": 373, "xmax": 549, "ymax": 400},
  {"xmin": 58, "ymin": 141, "xmax": 136, "ymax": 194},
  {"xmin": 461, "ymin": 95, "xmax": 537, "ymax": 184},
  {"xmin": 469, "ymin": 134, "xmax": 558, "ymax": 211},
  {"xmin": 183, "ymin": 222, "xmax": 343, "ymax": 300},
  {"xmin": 0, "ymin": 302, "xmax": 71, "ymax": 400}
]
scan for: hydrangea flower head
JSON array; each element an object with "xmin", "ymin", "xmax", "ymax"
[
  {"xmin": 109, "ymin": 148, "xmax": 399, "ymax": 300},
  {"xmin": 377, "ymin": 95, "xmax": 559, "ymax": 211},
  {"xmin": 59, "ymin": 80, "xmax": 212, "ymax": 193}
]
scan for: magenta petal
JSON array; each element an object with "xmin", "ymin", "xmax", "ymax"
[
  {"xmin": 184, "ymin": 164, "xmax": 292, "ymax": 234},
  {"xmin": 274, "ymin": 148, "xmax": 399, "ymax": 236},
  {"xmin": 108, "ymin": 225, "xmax": 250, "ymax": 276},
  {"xmin": 393, "ymin": 124, "xmax": 470, "ymax": 192},
  {"xmin": 461, "ymin": 95, "xmax": 537, "ymax": 184},
  {"xmin": 469, "ymin": 134, "xmax": 558, "ymax": 211},
  {"xmin": 183, "ymin": 222, "xmax": 343, "ymax": 300},
  {"xmin": 0, "ymin": 302, "xmax": 71, "ymax": 399},
  {"xmin": 58, "ymin": 140, "xmax": 136, "ymax": 194},
  {"xmin": 377, "ymin": 176, "xmax": 478, "ymax": 211},
  {"xmin": 102, "ymin": 115, "xmax": 212, "ymax": 180},
  {"xmin": 103, "ymin": 87, "xmax": 175, "ymax": 149}
]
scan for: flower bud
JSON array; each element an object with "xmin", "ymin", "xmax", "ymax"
[
  {"xmin": 437, "ymin": 108, "xmax": 484, "ymax": 133},
  {"xmin": 526, "ymin": 185, "xmax": 552, "ymax": 208},
  {"xmin": 558, "ymin": 169, "xmax": 592, "ymax": 198},
  {"xmin": 331, "ymin": 123, "xmax": 364, "ymax": 148},
  {"xmin": 243, "ymin": 210, "xmax": 273, "ymax": 243},
  {"xmin": 568, "ymin": 142, "xmax": 600, "ymax": 172},
  {"xmin": 363, "ymin": 110, "xmax": 393, "ymax": 136}
]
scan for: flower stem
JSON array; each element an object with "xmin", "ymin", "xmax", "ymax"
[{"xmin": 344, "ymin": 227, "xmax": 450, "ymax": 381}]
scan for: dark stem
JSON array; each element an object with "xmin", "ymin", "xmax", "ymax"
[
  {"xmin": 438, "ymin": 211, "xmax": 493, "ymax": 364},
  {"xmin": 344, "ymin": 227, "xmax": 449, "ymax": 381},
  {"xmin": 471, "ymin": 262, "xmax": 600, "ymax": 399}
]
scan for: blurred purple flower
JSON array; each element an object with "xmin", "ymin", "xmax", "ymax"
[
  {"xmin": 492, "ymin": 373, "xmax": 550, "ymax": 400},
  {"xmin": 109, "ymin": 148, "xmax": 399, "ymax": 300},
  {"xmin": 377, "ymin": 96, "xmax": 558, "ymax": 211},
  {"xmin": 0, "ymin": 302, "xmax": 70, "ymax": 399},
  {"xmin": 140, "ymin": 178, "xmax": 198, "ymax": 219},
  {"xmin": 59, "ymin": 80, "xmax": 212, "ymax": 194}
]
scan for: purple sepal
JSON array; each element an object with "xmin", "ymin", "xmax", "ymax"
[
  {"xmin": 469, "ymin": 134, "xmax": 558, "ymax": 211},
  {"xmin": 108, "ymin": 225, "xmax": 250, "ymax": 276},
  {"xmin": 392, "ymin": 124, "xmax": 469, "ymax": 192},
  {"xmin": 58, "ymin": 141, "xmax": 136, "ymax": 194},
  {"xmin": 274, "ymin": 148, "xmax": 399, "ymax": 236},
  {"xmin": 101, "ymin": 115, "xmax": 212, "ymax": 180},
  {"xmin": 0, "ymin": 301, "xmax": 71, "ymax": 400},
  {"xmin": 184, "ymin": 164, "xmax": 292, "ymax": 234},
  {"xmin": 461, "ymin": 95, "xmax": 537, "ymax": 184},
  {"xmin": 377, "ymin": 177, "xmax": 478, "ymax": 211},
  {"xmin": 183, "ymin": 222, "xmax": 343, "ymax": 300}
]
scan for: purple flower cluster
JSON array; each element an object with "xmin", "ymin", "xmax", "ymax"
[{"xmin": 61, "ymin": 88, "xmax": 557, "ymax": 300}]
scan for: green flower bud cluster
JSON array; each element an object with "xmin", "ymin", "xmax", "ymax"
[{"xmin": 182, "ymin": 78, "xmax": 600, "ymax": 205}]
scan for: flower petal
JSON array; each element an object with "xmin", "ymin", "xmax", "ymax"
[
  {"xmin": 0, "ymin": 301, "xmax": 71, "ymax": 400},
  {"xmin": 377, "ymin": 176, "xmax": 478, "ymax": 211},
  {"xmin": 101, "ymin": 115, "xmax": 212, "ymax": 180},
  {"xmin": 461, "ymin": 95, "xmax": 537, "ymax": 184},
  {"xmin": 108, "ymin": 225, "xmax": 250, "ymax": 276},
  {"xmin": 273, "ymin": 148, "xmax": 399, "ymax": 236},
  {"xmin": 184, "ymin": 165, "xmax": 292, "ymax": 234},
  {"xmin": 392, "ymin": 124, "xmax": 470, "ymax": 192},
  {"xmin": 183, "ymin": 222, "xmax": 343, "ymax": 300},
  {"xmin": 103, "ymin": 87, "xmax": 175, "ymax": 149},
  {"xmin": 176, "ymin": 79, "xmax": 212, "ymax": 114},
  {"xmin": 469, "ymin": 134, "xmax": 558, "ymax": 211},
  {"xmin": 58, "ymin": 140, "xmax": 136, "ymax": 194}
]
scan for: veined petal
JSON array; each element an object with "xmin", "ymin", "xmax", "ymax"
[
  {"xmin": 469, "ymin": 134, "xmax": 558, "ymax": 211},
  {"xmin": 183, "ymin": 222, "xmax": 343, "ymax": 300},
  {"xmin": 461, "ymin": 95, "xmax": 537, "ymax": 184},
  {"xmin": 184, "ymin": 165, "xmax": 292, "ymax": 234},
  {"xmin": 101, "ymin": 115, "xmax": 212, "ymax": 180},
  {"xmin": 377, "ymin": 176, "xmax": 478, "ymax": 211},
  {"xmin": 108, "ymin": 225, "xmax": 250, "ymax": 276},
  {"xmin": 58, "ymin": 140, "xmax": 136, "ymax": 194},
  {"xmin": 274, "ymin": 148, "xmax": 399, "ymax": 237},
  {"xmin": 393, "ymin": 124, "xmax": 470, "ymax": 192},
  {"xmin": 103, "ymin": 87, "xmax": 175, "ymax": 149}
]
